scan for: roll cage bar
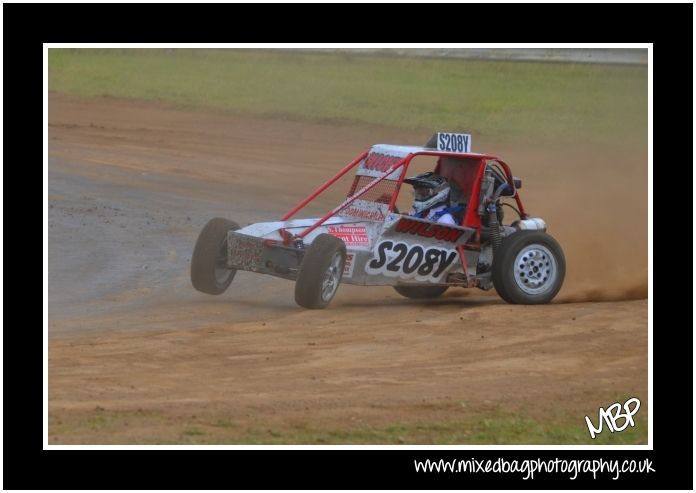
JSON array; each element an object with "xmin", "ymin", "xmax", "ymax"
[{"xmin": 280, "ymin": 148, "xmax": 528, "ymax": 244}]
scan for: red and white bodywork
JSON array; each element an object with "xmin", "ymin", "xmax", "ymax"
[
  {"xmin": 193, "ymin": 132, "xmax": 564, "ymax": 308},
  {"xmin": 226, "ymin": 133, "xmax": 532, "ymax": 289}
]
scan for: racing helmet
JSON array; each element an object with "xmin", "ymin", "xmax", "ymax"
[{"xmin": 404, "ymin": 172, "xmax": 451, "ymax": 214}]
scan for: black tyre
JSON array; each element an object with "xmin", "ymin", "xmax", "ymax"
[
  {"xmin": 295, "ymin": 234, "xmax": 346, "ymax": 309},
  {"xmin": 393, "ymin": 285, "xmax": 448, "ymax": 299},
  {"xmin": 191, "ymin": 217, "xmax": 239, "ymax": 295},
  {"xmin": 492, "ymin": 231, "xmax": 565, "ymax": 304}
]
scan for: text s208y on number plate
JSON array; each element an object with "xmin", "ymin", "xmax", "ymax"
[{"xmin": 437, "ymin": 132, "xmax": 471, "ymax": 153}]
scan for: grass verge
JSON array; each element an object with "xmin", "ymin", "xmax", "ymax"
[
  {"xmin": 48, "ymin": 48, "xmax": 647, "ymax": 145},
  {"xmin": 49, "ymin": 403, "xmax": 648, "ymax": 445}
]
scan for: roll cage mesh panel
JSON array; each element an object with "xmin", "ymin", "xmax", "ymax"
[{"xmin": 347, "ymin": 175, "xmax": 398, "ymax": 205}]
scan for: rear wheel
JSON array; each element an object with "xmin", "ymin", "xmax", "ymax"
[
  {"xmin": 295, "ymin": 234, "xmax": 347, "ymax": 309},
  {"xmin": 393, "ymin": 285, "xmax": 448, "ymax": 299},
  {"xmin": 492, "ymin": 231, "xmax": 565, "ymax": 304},
  {"xmin": 191, "ymin": 217, "xmax": 239, "ymax": 295}
]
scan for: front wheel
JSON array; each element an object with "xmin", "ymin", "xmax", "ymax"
[
  {"xmin": 295, "ymin": 234, "xmax": 346, "ymax": 309},
  {"xmin": 191, "ymin": 217, "xmax": 239, "ymax": 295},
  {"xmin": 491, "ymin": 231, "xmax": 565, "ymax": 304}
]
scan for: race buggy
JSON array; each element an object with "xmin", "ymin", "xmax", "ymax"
[{"xmin": 191, "ymin": 132, "xmax": 565, "ymax": 309}]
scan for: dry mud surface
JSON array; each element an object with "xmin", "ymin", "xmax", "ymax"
[{"xmin": 48, "ymin": 93, "xmax": 648, "ymax": 443}]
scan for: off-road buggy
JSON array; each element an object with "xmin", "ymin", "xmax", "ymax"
[{"xmin": 191, "ymin": 132, "xmax": 565, "ymax": 308}]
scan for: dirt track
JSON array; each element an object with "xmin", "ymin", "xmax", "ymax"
[{"xmin": 47, "ymin": 93, "xmax": 648, "ymax": 444}]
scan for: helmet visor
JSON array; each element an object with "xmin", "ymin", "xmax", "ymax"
[{"xmin": 414, "ymin": 187, "xmax": 435, "ymax": 201}]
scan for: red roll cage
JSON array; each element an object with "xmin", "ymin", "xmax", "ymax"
[{"xmin": 281, "ymin": 146, "xmax": 528, "ymax": 244}]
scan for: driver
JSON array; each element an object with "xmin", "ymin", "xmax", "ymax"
[{"xmin": 404, "ymin": 172, "xmax": 462, "ymax": 225}]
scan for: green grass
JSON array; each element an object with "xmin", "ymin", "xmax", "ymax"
[
  {"xmin": 49, "ymin": 403, "xmax": 648, "ymax": 445},
  {"xmin": 48, "ymin": 48, "xmax": 647, "ymax": 145},
  {"xmin": 230, "ymin": 408, "xmax": 648, "ymax": 445}
]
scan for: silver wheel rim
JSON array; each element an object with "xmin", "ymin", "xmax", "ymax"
[
  {"xmin": 513, "ymin": 244, "xmax": 557, "ymax": 295},
  {"xmin": 321, "ymin": 253, "xmax": 343, "ymax": 302}
]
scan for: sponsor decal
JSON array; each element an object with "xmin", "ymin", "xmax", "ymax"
[
  {"xmin": 394, "ymin": 218, "xmax": 466, "ymax": 243},
  {"xmin": 362, "ymin": 152, "xmax": 402, "ymax": 173},
  {"xmin": 327, "ymin": 225, "xmax": 369, "ymax": 247},
  {"xmin": 339, "ymin": 205, "xmax": 385, "ymax": 221},
  {"xmin": 365, "ymin": 240, "xmax": 458, "ymax": 281},
  {"xmin": 437, "ymin": 132, "xmax": 471, "ymax": 153},
  {"xmin": 343, "ymin": 253, "xmax": 356, "ymax": 278}
]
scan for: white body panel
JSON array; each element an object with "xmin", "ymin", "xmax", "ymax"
[{"xmin": 229, "ymin": 213, "xmax": 479, "ymax": 286}]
